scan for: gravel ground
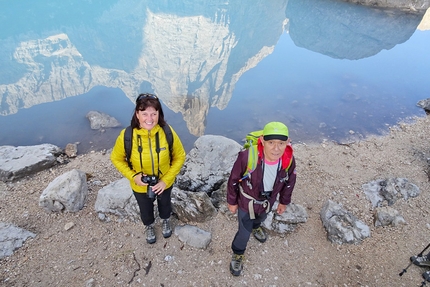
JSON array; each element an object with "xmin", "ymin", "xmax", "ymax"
[{"xmin": 1, "ymin": 116, "xmax": 430, "ymax": 287}]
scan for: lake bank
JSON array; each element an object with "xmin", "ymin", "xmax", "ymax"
[{"xmin": 1, "ymin": 115, "xmax": 430, "ymax": 286}]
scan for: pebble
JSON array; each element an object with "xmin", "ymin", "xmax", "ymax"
[{"xmin": 64, "ymin": 222, "xmax": 75, "ymax": 231}]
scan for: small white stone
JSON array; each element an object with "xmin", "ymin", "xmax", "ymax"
[
  {"xmin": 164, "ymin": 255, "xmax": 174, "ymax": 262},
  {"xmin": 253, "ymin": 274, "xmax": 262, "ymax": 280},
  {"xmin": 64, "ymin": 222, "xmax": 75, "ymax": 231}
]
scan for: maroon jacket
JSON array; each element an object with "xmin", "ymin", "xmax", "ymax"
[{"xmin": 227, "ymin": 146, "xmax": 296, "ymax": 215}]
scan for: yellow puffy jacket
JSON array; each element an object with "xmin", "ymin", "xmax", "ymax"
[{"xmin": 110, "ymin": 124, "xmax": 186, "ymax": 193}]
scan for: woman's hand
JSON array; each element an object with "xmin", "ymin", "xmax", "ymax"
[
  {"xmin": 133, "ymin": 173, "xmax": 147, "ymax": 186},
  {"xmin": 133, "ymin": 174, "xmax": 148, "ymax": 186},
  {"xmin": 133, "ymin": 175, "xmax": 166, "ymax": 194},
  {"xmin": 153, "ymin": 180, "xmax": 167, "ymax": 195}
]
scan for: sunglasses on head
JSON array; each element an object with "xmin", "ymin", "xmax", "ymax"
[{"xmin": 136, "ymin": 93, "xmax": 158, "ymax": 103}]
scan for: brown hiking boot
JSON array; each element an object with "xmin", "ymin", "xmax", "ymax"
[
  {"xmin": 230, "ymin": 254, "xmax": 244, "ymax": 276},
  {"xmin": 252, "ymin": 226, "xmax": 267, "ymax": 243}
]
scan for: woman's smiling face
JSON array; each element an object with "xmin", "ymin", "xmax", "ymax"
[{"xmin": 136, "ymin": 106, "xmax": 159, "ymax": 130}]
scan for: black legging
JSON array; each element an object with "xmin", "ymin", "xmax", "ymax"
[{"xmin": 133, "ymin": 186, "xmax": 172, "ymax": 226}]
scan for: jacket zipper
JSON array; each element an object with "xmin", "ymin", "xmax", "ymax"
[{"xmin": 148, "ymin": 130, "xmax": 156, "ymax": 176}]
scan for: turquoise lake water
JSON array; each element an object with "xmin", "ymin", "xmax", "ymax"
[{"xmin": 0, "ymin": 0, "xmax": 429, "ymax": 152}]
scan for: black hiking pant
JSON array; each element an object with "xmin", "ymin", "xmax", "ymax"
[
  {"xmin": 231, "ymin": 208, "xmax": 268, "ymax": 255},
  {"xmin": 133, "ymin": 186, "xmax": 172, "ymax": 226}
]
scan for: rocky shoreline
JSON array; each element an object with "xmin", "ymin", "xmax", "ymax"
[{"xmin": 1, "ymin": 115, "xmax": 430, "ymax": 286}]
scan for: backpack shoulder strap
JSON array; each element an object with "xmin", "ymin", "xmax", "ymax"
[
  {"xmin": 124, "ymin": 126, "xmax": 133, "ymax": 169},
  {"xmin": 241, "ymin": 145, "xmax": 258, "ymax": 181},
  {"xmin": 162, "ymin": 124, "xmax": 174, "ymax": 162},
  {"xmin": 285, "ymin": 157, "xmax": 293, "ymax": 171}
]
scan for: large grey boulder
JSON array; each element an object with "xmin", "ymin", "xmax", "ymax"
[
  {"xmin": 210, "ymin": 181, "xmax": 227, "ymax": 209},
  {"xmin": 0, "ymin": 222, "xmax": 36, "ymax": 259},
  {"xmin": 263, "ymin": 203, "xmax": 308, "ymax": 234},
  {"xmin": 171, "ymin": 188, "xmax": 217, "ymax": 223},
  {"xmin": 94, "ymin": 178, "xmax": 140, "ymax": 221},
  {"xmin": 39, "ymin": 169, "xmax": 88, "ymax": 212},
  {"xmin": 320, "ymin": 200, "xmax": 370, "ymax": 245},
  {"xmin": 0, "ymin": 144, "xmax": 62, "ymax": 182},
  {"xmin": 373, "ymin": 206, "xmax": 406, "ymax": 227},
  {"xmin": 94, "ymin": 179, "xmax": 218, "ymax": 223},
  {"xmin": 362, "ymin": 178, "xmax": 420, "ymax": 208},
  {"xmin": 176, "ymin": 135, "xmax": 242, "ymax": 193},
  {"xmin": 174, "ymin": 225, "xmax": 212, "ymax": 249}
]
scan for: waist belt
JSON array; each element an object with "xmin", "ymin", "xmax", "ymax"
[{"xmin": 239, "ymin": 186, "xmax": 271, "ymax": 219}]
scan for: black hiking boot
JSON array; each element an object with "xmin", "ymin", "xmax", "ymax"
[
  {"xmin": 162, "ymin": 218, "xmax": 172, "ymax": 238},
  {"xmin": 145, "ymin": 224, "xmax": 156, "ymax": 244}
]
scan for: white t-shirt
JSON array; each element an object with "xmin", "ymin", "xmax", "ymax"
[{"xmin": 263, "ymin": 158, "xmax": 280, "ymax": 192}]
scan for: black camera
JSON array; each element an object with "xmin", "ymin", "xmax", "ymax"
[
  {"xmin": 141, "ymin": 175, "xmax": 158, "ymax": 185},
  {"xmin": 141, "ymin": 175, "xmax": 158, "ymax": 198}
]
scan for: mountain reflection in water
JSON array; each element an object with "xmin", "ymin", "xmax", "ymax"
[{"xmin": 0, "ymin": 0, "xmax": 429, "ymax": 153}]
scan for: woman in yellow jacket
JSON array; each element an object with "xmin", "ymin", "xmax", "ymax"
[{"xmin": 111, "ymin": 93, "xmax": 186, "ymax": 244}]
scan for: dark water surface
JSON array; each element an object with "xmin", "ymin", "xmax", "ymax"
[{"xmin": 0, "ymin": 1, "xmax": 429, "ymax": 153}]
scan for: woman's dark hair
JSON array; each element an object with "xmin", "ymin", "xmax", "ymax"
[{"xmin": 131, "ymin": 93, "xmax": 167, "ymax": 129}]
